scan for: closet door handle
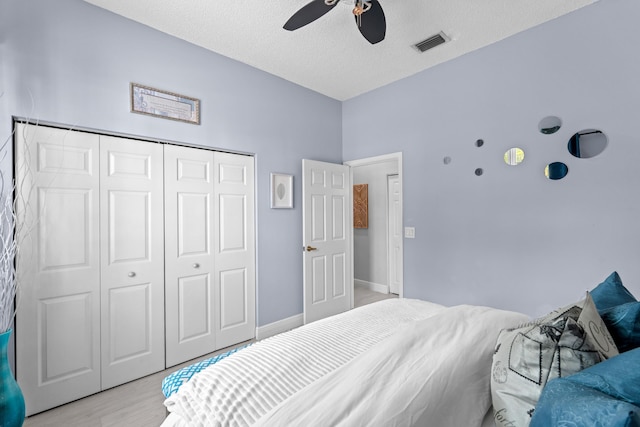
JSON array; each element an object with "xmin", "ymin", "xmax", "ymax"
[
  {"xmin": 305, "ymin": 246, "xmax": 318, "ymax": 252},
  {"xmin": 193, "ymin": 263, "xmax": 200, "ymax": 269},
  {"xmin": 128, "ymin": 272, "xmax": 136, "ymax": 278}
]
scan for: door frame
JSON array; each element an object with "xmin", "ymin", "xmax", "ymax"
[
  {"xmin": 344, "ymin": 152, "xmax": 404, "ymax": 299},
  {"xmin": 387, "ymin": 173, "xmax": 402, "ymax": 295}
]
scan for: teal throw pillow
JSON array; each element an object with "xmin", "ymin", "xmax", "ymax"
[
  {"xmin": 531, "ymin": 348, "xmax": 640, "ymax": 426},
  {"xmin": 591, "ymin": 272, "xmax": 637, "ymax": 312},
  {"xmin": 530, "ymin": 379, "xmax": 640, "ymax": 427},
  {"xmin": 602, "ymin": 302, "xmax": 640, "ymax": 353}
]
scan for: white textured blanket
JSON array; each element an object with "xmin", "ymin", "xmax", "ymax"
[
  {"xmin": 163, "ymin": 298, "xmax": 445, "ymax": 426},
  {"xmin": 255, "ymin": 305, "xmax": 529, "ymax": 427},
  {"xmin": 163, "ymin": 299, "xmax": 527, "ymax": 427}
]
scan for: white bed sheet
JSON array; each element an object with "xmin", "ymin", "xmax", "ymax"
[
  {"xmin": 163, "ymin": 298, "xmax": 444, "ymax": 426},
  {"xmin": 254, "ymin": 305, "xmax": 525, "ymax": 427},
  {"xmin": 164, "ymin": 403, "xmax": 499, "ymax": 426},
  {"xmin": 163, "ymin": 299, "xmax": 525, "ymax": 426},
  {"xmin": 164, "ymin": 407, "xmax": 498, "ymax": 426}
]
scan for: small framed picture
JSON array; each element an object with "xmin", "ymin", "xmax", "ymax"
[
  {"xmin": 353, "ymin": 183, "xmax": 368, "ymax": 228},
  {"xmin": 130, "ymin": 83, "xmax": 200, "ymax": 124},
  {"xmin": 270, "ymin": 173, "xmax": 293, "ymax": 209}
]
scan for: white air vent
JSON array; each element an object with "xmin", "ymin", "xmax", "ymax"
[{"xmin": 414, "ymin": 32, "xmax": 449, "ymax": 53}]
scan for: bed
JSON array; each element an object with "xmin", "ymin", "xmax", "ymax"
[{"xmin": 161, "ymin": 298, "xmax": 529, "ymax": 427}]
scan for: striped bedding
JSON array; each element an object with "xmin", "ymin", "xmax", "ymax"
[
  {"xmin": 162, "ymin": 344, "xmax": 252, "ymax": 399},
  {"xmin": 254, "ymin": 305, "xmax": 530, "ymax": 427},
  {"xmin": 162, "ymin": 298, "xmax": 446, "ymax": 426}
]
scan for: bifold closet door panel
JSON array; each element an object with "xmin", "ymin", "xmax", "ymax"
[
  {"xmin": 99, "ymin": 135, "xmax": 165, "ymax": 389},
  {"xmin": 164, "ymin": 144, "xmax": 216, "ymax": 367},
  {"xmin": 213, "ymin": 152, "xmax": 256, "ymax": 348},
  {"xmin": 15, "ymin": 124, "xmax": 102, "ymax": 416}
]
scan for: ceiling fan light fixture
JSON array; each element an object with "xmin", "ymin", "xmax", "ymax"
[{"xmin": 352, "ymin": 1, "xmax": 371, "ymax": 16}]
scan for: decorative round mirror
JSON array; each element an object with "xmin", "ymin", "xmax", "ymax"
[
  {"xmin": 504, "ymin": 148, "xmax": 525, "ymax": 166},
  {"xmin": 545, "ymin": 162, "xmax": 568, "ymax": 180},
  {"xmin": 567, "ymin": 129, "xmax": 607, "ymax": 158},
  {"xmin": 539, "ymin": 116, "xmax": 562, "ymax": 135}
]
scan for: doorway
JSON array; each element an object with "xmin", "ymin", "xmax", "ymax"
[{"xmin": 345, "ymin": 153, "xmax": 403, "ymax": 299}]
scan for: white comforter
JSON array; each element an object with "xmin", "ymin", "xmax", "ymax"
[{"xmin": 163, "ymin": 299, "xmax": 528, "ymax": 427}]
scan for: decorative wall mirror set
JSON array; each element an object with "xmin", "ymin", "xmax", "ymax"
[
  {"xmin": 443, "ymin": 116, "xmax": 608, "ymax": 180},
  {"xmin": 537, "ymin": 116, "xmax": 608, "ymax": 180}
]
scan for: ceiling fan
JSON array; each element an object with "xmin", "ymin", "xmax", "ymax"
[{"xmin": 283, "ymin": 0, "xmax": 386, "ymax": 44}]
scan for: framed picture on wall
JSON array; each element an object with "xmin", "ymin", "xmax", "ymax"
[
  {"xmin": 270, "ymin": 173, "xmax": 293, "ymax": 209},
  {"xmin": 353, "ymin": 183, "xmax": 368, "ymax": 228},
  {"xmin": 130, "ymin": 83, "xmax": 200, "ymax": 124}
]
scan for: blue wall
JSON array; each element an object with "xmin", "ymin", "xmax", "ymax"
[
  {"xmin": 0, "ymin": 0, "xmax": 342, "ymax": 327},
  {"xmin": 3, "ymin": 0, "xmax": 640, "ymax": 327},
  {"xmin": 343, "ymin": 0, "xmax": 640, "ymax": 316}
]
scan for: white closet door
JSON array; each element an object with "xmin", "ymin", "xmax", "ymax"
[
  {"xmin": 99, "ymin": 135, "xmax": 165, "ymax": 389},
  {"xmin": 164, "ymin": 144, "xmax": 216, "ymax": 367},
  {"xmin": 15, "ymin": 124, "xmax": 101, "ymax": 416},
  {"xmin": 214, "ymin": 152, "xmax": 255, "ymax": 348}
]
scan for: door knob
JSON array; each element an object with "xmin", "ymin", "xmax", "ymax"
[{"xmin": 305, "ymin": 245, "xmax": 318, "ymax": 252}]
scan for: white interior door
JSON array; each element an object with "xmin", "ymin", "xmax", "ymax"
[
  {"xmin": 15, "ymin": 124, "xmax": 101, "ymax": 416},
  {"xmin": 387, "ymin": 174, "xmax": 402, "ymax": 295},
  {"xmin": 164, "ymin": 144, "xmax": 216, "ymax": 367},
  {"xmin": 99, "ymin": 135, "xmax": 165, "ymax": 389},
  {"xmin": 214, "ymin": 152, "xmax": 255, "ymax": 348},
  {"xmin": 302, "ymin": 159, "xmax": 352, "ymax": 324}
]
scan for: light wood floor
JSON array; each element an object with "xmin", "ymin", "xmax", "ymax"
[
  {"xmin": 23, "ymin": 286, "xmax": 396, "ymax": 427},
  {"xmin": 354, "ymin": 285, "xmax": 398, "ymax": 307}
]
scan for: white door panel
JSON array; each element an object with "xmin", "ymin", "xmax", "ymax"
[
  {"xmin": 100, "ymin": 135, "xmax": 164, "ymax": 389},
  {"xmin": 164, "ymin": 144, "xmax": 216, "ymax": 367},
  {"xmin": 16, "ymin": 124, "xmax": 101, "ymax": 416},
  {"xmin": 39, "ymin": 293, "xmax": 95, "ymax": 379},
  {"xmin": 107, "ymin": 282, "xmax": 152, "ymax": 361},
  {"xmin": 303, "ymin": 159, "xmax": 352, "ymax": 324},
  {"xmin": 178, "ymin": 274, "xmax": 211, "ymax": 340},
  {"xmin": 219, "ymin": 194, "xmax": 247, "ymax": 252},
  {"xmin": 39, "ymin": 189, "xmax": 92, "ymax": 269},
  {"xmin": 219, "ymin": 268, "xmax": 248, "ymax": 329},
  {"xmin": 107, "ymin": 190, "xmax": 151, "ymax": 263},
  {"xmin": 388, "ymin": 175, "xmax": 403, "ymax": 295},
  {"xmin": 214, "ymin": 153, "xmax": 255, "ymax": 349},
  {"xmin": 333, "ymin": 252, "xmax": 347, "ymax": 297}
]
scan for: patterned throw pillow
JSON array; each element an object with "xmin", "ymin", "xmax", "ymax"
[{"xmin": 491, "ymin": 293, "xmax": 619, "ymax": 427}]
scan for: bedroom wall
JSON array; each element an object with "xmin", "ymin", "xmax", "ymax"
[
  {"xmin": 353, "ymin": 161, "xmax": 399, "ymax": 291},
  {"xmin": 342, "ymin": 0, "xmax": 640, "ymax": 317},
  {"xmin": 0, "ymin": 0, "xmax": 342, "ymax": 328}
]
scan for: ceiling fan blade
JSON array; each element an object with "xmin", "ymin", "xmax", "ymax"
[
  {"xmin": 284, "ymin": 0, "xmax": 339, "ymax": 31},
  {"xmin": 356, "ymin": 0, "xmax": 386, "ymax": 44}
]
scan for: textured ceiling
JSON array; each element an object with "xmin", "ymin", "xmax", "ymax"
[{"xmin": 82, "ymin": 0, "xmax": 597, "ymax": 101}]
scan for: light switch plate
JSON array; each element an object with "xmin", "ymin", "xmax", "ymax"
[{"xmin": 404, "ymin": 227, "xmax": 415, "ymax": 238}]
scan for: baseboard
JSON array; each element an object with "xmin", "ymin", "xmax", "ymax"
[
  {"xmin": 354, "ymin": 279, "xmax": 389, "ymax": 294},
  {"xmin": 256, "ymin": 313, "xmax": 304, "ymax": 341}
]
